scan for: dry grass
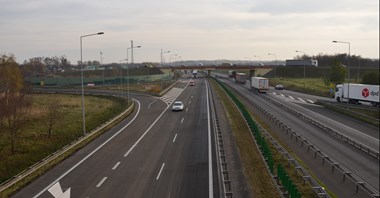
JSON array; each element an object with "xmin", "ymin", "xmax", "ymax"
[{"xmin": 210, "ymin": 79, "xmax": 280, "ymax": 198}]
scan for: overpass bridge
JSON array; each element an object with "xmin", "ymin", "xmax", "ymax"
[{"xmin": 160, "ymin": 65, "xmax": 275, "ymax": 77}]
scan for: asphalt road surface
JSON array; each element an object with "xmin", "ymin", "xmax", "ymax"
[{"xmin": 14, "ymin": 78, "xmax": 219, "ymax": 198}]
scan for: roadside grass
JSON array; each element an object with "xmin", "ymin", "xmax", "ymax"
[
  {"xmin": 210, "ymin": 79, "xmax": 280, "ymax": 197},
  {"xmin": 211, "ymin": 78, "xmax": 331, "ymax": 197},
  {"xmin": 270, "ymin": 78, "xmax": 333, "ymax": 97},
  {"xmin": 0, "ymin": 94, "xmax": 129, "ymax": 187}
]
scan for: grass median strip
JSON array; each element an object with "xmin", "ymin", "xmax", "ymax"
[{"xmin": 210, "ymin": 79, "xmax": 280, "ymax": 197}]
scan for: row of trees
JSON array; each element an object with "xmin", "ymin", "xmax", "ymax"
[
  {"xmin": 1, "ymin": 54, "xmax": 61, "ymax": 155},
  {"xmin": 295, "ymin": 53, "xmax": 379, "ymax": 68}
]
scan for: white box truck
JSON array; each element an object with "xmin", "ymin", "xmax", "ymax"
[
  {"xmin": 251, "ymin": 77, "xmax": 269, "ymax": 93},
  {"xmin": 335, "ymin": 83, "xmax": 379, "ymax": 106},
  {"xmin": 192, "ymin": 70, "xmax": 198, "ymax": 78}
]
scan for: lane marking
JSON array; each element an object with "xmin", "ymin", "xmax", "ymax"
[
  {"xmin": 156, "ymin": 163, "xmax": 165, "ymax": 180},
  {"xmin": 112, "ymin": 162, "xmax": 121, "ymax": 170},
  {"xmin": 181, "ymin": 118, "xmax": 184, "ymax": 123},
  {"xmin": 205, "ymin": 79, "xmax": 214, "ymax": 198},
  {"xmin": 288, "ymin": 95, "xmax": 295, "ymax": 100},
  {"xmin": 307, "ymin": 99, "xmax": 314, "ymax": 103},
  {"xmin": 172, "ymin": 134, "xmax": 178, "ymax": 143},
  {"xmin": 123, "ymin": 86, "xmax": 187, "ymax": 158},
  {"xmin": 186, "ymin": 107, "xmax": 188, "ymax": 112},
  {"xmin": 33, "ymin": 99, "xmax": 141, "ymax": 198},
  {"xmin": 297, "ymin": 97, "xmax": 306, "ymax": 103},
  {"xmin": 96, "ymin": 177, "xmax": 107, "ymax": 188},
  {"xmin": 189, "ymin": 101, "xmax": 191, "ymax": 104},
  {"xmin": 48, "ymin": 182, "xmax": 71, "ymax": 198}
]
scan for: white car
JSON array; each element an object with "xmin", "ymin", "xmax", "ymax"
[{"xmin": 172, "ymin": 101, "xmax": 184, "ymax": 111}]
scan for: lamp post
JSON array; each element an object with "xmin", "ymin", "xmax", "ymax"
[
  {"xmin": 332, "ymin": 40, "xmax": 350, "ymax": 81},
  {"xmin": 160, "ymin": 49, "xmax": 170, "ymax": 91},
  {"xmin": 268, "ymin": 53, "xmax": 277, "ymax": 78},
  {"xmin": 295, "ymin": 50, "xmax": 306, "ymax": 87},
  {"xmin": 127, "ymin": 45, "xmax": 141, "ymax": 103},
  {"xmin": 80, "ymin": 32, "xmax": 104, "ymax": 135}
]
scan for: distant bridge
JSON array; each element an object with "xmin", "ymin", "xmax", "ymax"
[{"xmin": 160, "ymin": 65, "xmax": 274, "ymax": 70}]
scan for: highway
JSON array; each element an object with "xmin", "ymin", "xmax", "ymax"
[
  {"xmin": 14, "ymin": 78, "xmax": 219, "ymax": 198},
  {"xmin": 216, "ymin": 76, "xmax": 379, "ymax": 197}
]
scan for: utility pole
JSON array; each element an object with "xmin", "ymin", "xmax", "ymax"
[{"xmin": 131, "ymin": 40, "xmax": 134, "ymax": 64}]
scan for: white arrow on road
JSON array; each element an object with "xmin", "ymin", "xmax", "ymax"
[{"xmin": 48, "ymin": 182, "xmax": 71, "ymax": 198}]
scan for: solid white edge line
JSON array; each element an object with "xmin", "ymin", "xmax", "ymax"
[
  {"xmin": 96, "ymin": 177, "xmax": 107, "ymax": 188},
  {"xmin": 33, "ymin": 99, "xmax": 141, "ymax": 198},
  {"xmin": 112, "ymin": 162, "xmax": 121, "ymax": 170},
  {"xmin": 173, "ymin": 134, "xmax": 178, "ymax": 143},
  {"xmin": 206, "ymin": 79, "xmax": 214, "ymax": 198},
  {"xmin": 156, "ymin": 163, "xmax": 165, "ymax": 180}
]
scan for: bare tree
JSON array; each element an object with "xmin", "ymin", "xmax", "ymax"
[
  {"xmin": 0, "ymin": 54, "xmax": 32, "ymax": 154},
  {"xmin": 46, "ymin": 95, "xmax": 62, "ymax": 138}
]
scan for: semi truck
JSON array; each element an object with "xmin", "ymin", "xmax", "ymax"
[
  {"xmin": 192, "ymin": 70, "xmax": 198, "ymax": 78},
  {"xmin": 235, "ymin": 73, "xmax": 247, "ymax": 84},
  {"xmin": 335, "ymin": 83, "xmax": 379, "ymax": 106},
  {"xmin": 286, "ymin": 59, "xmax": 318, "ymax": 67},
  {"xmin": 251, "ymin": 77, "xmax": 269, "ymax": 93},
  {"xmin": 228, "ymin": 70, "xmax": 236, "ymax": 78}
]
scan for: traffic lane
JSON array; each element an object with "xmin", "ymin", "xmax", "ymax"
[
  {"xmin": 60, "ymin": 96, "xmax": 169, "ymax": 198},
  {"xmin": 266, "ymin": 93, "xmax": 379, "ymax": 152},
  {"xmin": 221, "ymin": 79, "xmax": 380, "ymax": 191},
  {"xmin": 296, "ymin": 103, "xmax": 379, "ymax": 139},
  {"xmin": 15, "ymin": 95, "xmax": 166, "ymax": 198},
  {"xmin": 142, "ymin": 78, "xmax": 210, "ymax": 198},
  {"xmin": 87, "ymin": 78, "xmax": 208, "ymax": 197}
]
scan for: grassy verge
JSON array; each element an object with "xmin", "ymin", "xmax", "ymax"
[
  {"xmin": 270, "ymin": 78, "xmax": 334, "ymax": 97},
  {"xmin": 212, "ymin": 78, "xmax": 329, "ymax": 197},
  {"xmin": 210, "ymin": 79, "xmax": 280, "ymax": 197},
  {"xmin": 0, "ymin": 94, "xmax": 132, "ymax": 197}
]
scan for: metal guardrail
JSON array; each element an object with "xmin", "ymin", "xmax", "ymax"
[
  {"xmin": 0, "ymin": 101, "xmax": 135, "ymax": 194},
  {"xmin": 318, "ymin": 100, "xmax": 379, "ymax": 112},
  {"xmin": 251, "ymin": 97, "xmax": 379, "ymax": 197},
  {"xmin": 208, "ymin": 80, "xmax": 233, "ymax": 198},
  {"xmin": 265, "ymin": 96, "xmax": 379, "ymax": 160}
]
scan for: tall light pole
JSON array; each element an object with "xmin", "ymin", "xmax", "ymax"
[
  {"xmin": 127, "ymin": 45, "xmax": 141, "ymax": 103},
  {"xmin": 160, "ymin": 49, "xmax": 170, "ymax": 91},
  {"xmin": 268, "ymin": 53, "xmax": 277, "ymax": 78},
  {"xmin": 332, "ymin": 40, "xmax": 350, "ymax": 81},
  {"xmin": 295, "ymin": 50, "xmax": 306, "ymax": 87},
  {"xmin": 80, "ymin": 32, "xmax": 104, "ymax": 135}
]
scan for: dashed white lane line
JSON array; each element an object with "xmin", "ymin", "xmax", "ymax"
[
  {"xmin": 172, "ymin": 134, "xmax": 178, "ymax": 143},
  {"xmin": 156, "ymin": 163, "xmax": 165, "ymax": 181},
  {"xmin": 288, "ymin": 95, "xmax": 295, "ymax": 100},
  {"xmin": 96, "ymin": 177, "xmax": 107, "ymax": 188},
  {"xmin": 307, "ymin": 99, "xmax": 314, "ymax": 103},
  {"xmin": 189, "ymin": 101, "xmax": 191, "ymax": 104},
  {"xmin": 297, "ymin": 97, "xmax": 306, "ymax": 103},
  {"xmin": 112, "ymin": 162, "xmax": 121, "ymax": 170},
  {"xmin": 181, "ymin": 118, "xmax": 184, "ymax": 123},
  {"xmin": 186, "ymin": 107, "xmax": 188, "ymax": 112}
]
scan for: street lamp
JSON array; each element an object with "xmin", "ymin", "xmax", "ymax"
[
  {"xmin": 295, "ymin": 50, "xmax": 306, "ymax": 87},
  {"xmin": 126, "ymin": 45, "xmax": 141, "ymax": 104},
  {"xmin": 160, "ymin": 49, "xmax": 170, "ymax": 91},
  {"xmin": 268, "ymin": 53, "xmax": 277, "ymax": 78},
  {"xmin": 332, "ymin": 40, "xmax": 351, "ymax": 81},
  {"xmin": 80, "ymin": 32, "xmax": 104, "ymax": 135}
]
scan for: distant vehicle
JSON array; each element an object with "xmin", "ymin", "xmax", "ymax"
[
  {"xmin": 189, "ymin": 80, "xmax": 195, "ymax": 86},
  {"xmin": 258, "ymin": 62, "xmax": 264, "ymax": 66},
  {"xmin": 274, "ymin": 84, "xmax": 284, "ymax": 90},
  {"xmin": 285, "ymin": 59, "xmax": 318, "ymax": 67},
  {"xmin": 228, "ymin": 70, "xmax": 236, "ymax": 78},
  {"xmin": 192, "ymin": 70, "xmax": 198, "ymax": 78},
  {"xmin": 235, "ymin": 73, "xmax": 247, "ymax": 84},
  {"xmin": 251, "ymin": 77, "xmax": 269, "ymax": 93},
  {"xmin": 172, "ymin": 101, "xmax": 184, "ymax": 111},
  {"xmin": 335, "ymin": 83, "xmax": 379, "ymax": 106},
  {"xmin": 222, "ymin": 63, "xmax": 233, "ymax": 66}
]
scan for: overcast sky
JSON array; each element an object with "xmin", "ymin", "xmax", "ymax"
[{"xmin": 1, "ymin": 0, "xmax": 379, "ymax": 64}]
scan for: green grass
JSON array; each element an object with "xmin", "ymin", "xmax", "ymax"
[
  {"xmin": 0, "ymin": 94, "xmax": 129, "ymax": 185},
  {"xmin": 270, "ymin": 78, "xmax": 334, "ymax": 97},
  {"xmin": 210, "ymin": 79, "xmax": 280, "ymax": 197}
]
